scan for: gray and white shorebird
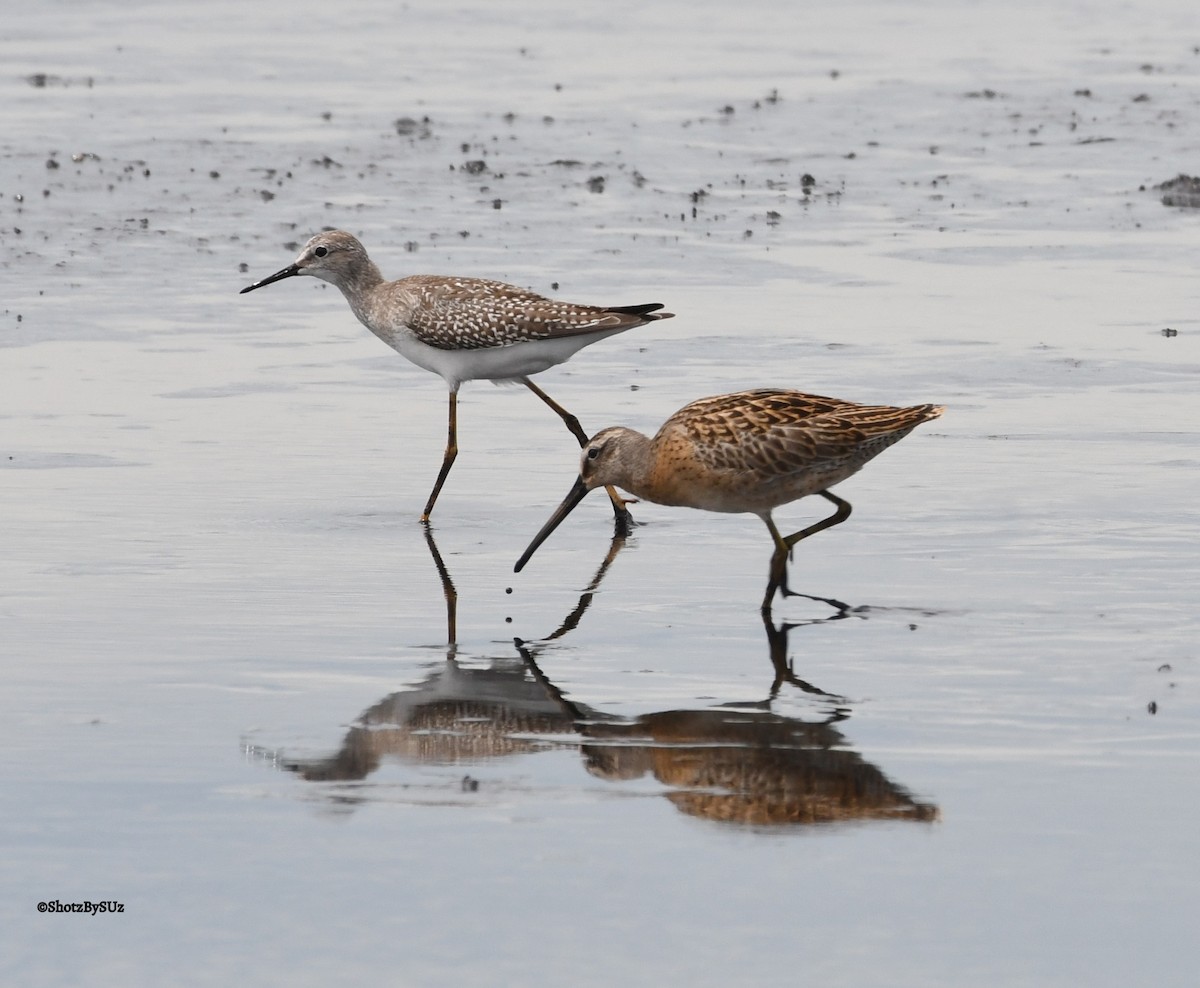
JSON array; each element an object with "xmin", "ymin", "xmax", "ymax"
[{"xmin": 241, "ymin": 230, "xmax": 673, "ymax": 522}]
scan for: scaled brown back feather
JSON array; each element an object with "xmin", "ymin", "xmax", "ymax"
[{"xmin": 660, "ymin": 389, "xmax": 943, "ymax": 477}]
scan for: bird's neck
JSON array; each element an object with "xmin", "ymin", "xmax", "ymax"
[
  {"xmin": 625, "ymin": 431, "xmax": 701, "ymax": 509},
  {"xmin": 334, "ymin": 261, "xmax": 388, "ymax": 330}
]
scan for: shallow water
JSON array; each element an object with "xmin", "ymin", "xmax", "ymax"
[{"xmin": 3, "ymin": 1, "xmax": 1199, "ymax": 985}]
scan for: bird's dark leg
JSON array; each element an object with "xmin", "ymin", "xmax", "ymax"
[
  {"xmin": 761, "ymin": 513, "xmax": 791, "ymax": 613},
  {"xmin": 523, "ymin": 378, "xmax": 632, "ymax": 531},
  {"xmin": 422, "ymin": 390, "xmax": 459, "ymax": 522},
  {"xmin": 522, "ymin": 378, "xmax": 588, "ymax": 444},
  {"xmin": 760, "ymin": 493, "xmax": 853, "ymax": 607},
  {"xmin": 784, "ymin": 492, "xmax": 852, "ymax": 552},
  {"xmin": 420, "ymin": 521, "xmax": 458, "ymax": 652}
]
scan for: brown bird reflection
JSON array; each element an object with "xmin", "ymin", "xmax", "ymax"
[
  {"xmin": 577, "ymin": 705, "xmax": 938, "ymax": 826},
  {"xmin": 518, "ymin": 626, "xmax": 938, "ymax": 827},
  {"xmin": 262, "ymin": 533, "xmax": 938, "ymax": 825}
]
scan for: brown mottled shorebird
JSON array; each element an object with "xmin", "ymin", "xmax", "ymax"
[
  {"xmin": 240, "ymin": 230, "xmax": 673, "ymax": 522},
  {"xmin": 514, "ymin": 388, "xmax": 944, "ymax": 610}
]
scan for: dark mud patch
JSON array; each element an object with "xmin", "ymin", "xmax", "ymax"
[{"xmin": 1155, "ymin": 174, "xmax": 1200, "ymax": 208}]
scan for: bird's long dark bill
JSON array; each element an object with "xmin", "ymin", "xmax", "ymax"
[
  {"xmin": 239, "ymin": 264, "xmax": 299, "ymax": 294},
  {"xmin": 514, "ymin": 476, "xmax": 591, "ymax": 573}
]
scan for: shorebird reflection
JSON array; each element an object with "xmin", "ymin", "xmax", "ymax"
[
  {"xmin": 422, "ymin": 518, "xmax": 626, "ymax": 652},
  {"xmin": 422, "ymin": 522, "xmax": 458, "ymax": 651},
  {"xmin": 259, "ymin": 605, "xmax": 937, "ymax": 827},
  {"xmin": 576, "ymin": 703, "xmax": 938, "ymax": 827}
]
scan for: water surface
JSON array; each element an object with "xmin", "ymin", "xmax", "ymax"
[{"xmin": 3, "ymin": 1, "xmax": 1198, "ymax": 985}]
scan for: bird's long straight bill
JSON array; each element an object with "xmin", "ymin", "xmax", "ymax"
[
  {"xmin": 514, "ymin": 476, "xmax": 592, "ymax": 572},
  {"xmin": 239, "ymin": 264, "xmax": 299, "ymax": 294}
]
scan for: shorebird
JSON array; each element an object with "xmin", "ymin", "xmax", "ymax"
[
  {"xmin": 514, "ymin": 388, "xmax": 944, "ymax": 610},
  {"xmin": 240, "ymin": 230, "xmax": 673, "ymax": 522}
]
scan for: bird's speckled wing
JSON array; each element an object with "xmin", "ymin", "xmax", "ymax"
[
  {"xmin": 403, "ymin": 276, "xmax": 667, "ymax": 350},
  {"xmin": 659, "ymin": 389, "xmax": 944, "ymax": 476}
]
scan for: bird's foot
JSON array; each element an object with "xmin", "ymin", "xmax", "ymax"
[
  {"xmin": 780, "ymin": 586, "xmax": 853, "ymax": 615},
  {"xmin": 612, "ymin": 506, "xmax": 636, "ymax": 538}
]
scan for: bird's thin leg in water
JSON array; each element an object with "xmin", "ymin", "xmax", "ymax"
[
  {"xmin": 422, "ymin": 390, "xmax": 459, "ymax": 522},
  {"xmin": 762, "ymin": 513, "xmax": 791, "ymax": 611},
  {"xmin": 761, "ymin": 493, "xmax": 853, "ymax": 606},
  {"xmin": 523, "ymin": 378, "xmax": 632, "ymax": 529},
  {"xmin": 783, "ymin": 492, "xmax": 853, "ymax": 553}
]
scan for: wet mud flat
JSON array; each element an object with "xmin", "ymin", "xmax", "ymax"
[{"xmin": 3, "ymin": 1, "xmax": 1200, "ymax": 986}]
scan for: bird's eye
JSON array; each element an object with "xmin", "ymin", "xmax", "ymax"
[
  {"xmin": 586, "ymin": 447, "xmax": 600, "ymax": 460},
  {"xmin": 314, "ymin": 245, "xmax": 328, "ymax": 258}
]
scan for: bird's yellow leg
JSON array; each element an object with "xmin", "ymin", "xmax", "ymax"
[{"xmin": 422, "ymin": 390, "xmax": 459, "ymax": 522}]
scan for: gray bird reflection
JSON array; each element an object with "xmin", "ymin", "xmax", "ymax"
[{"xmin": 258, "ymin": 529, "xmax": 938, "ymax": 828}]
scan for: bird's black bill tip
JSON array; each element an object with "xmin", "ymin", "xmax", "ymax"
[
  {"xmin": 239, "ymin": 264, "xmax": 299, "ymax": 294},
  {"xmin": 514, "ymin": 477, "xmax": 591, "ymax": 573}
]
